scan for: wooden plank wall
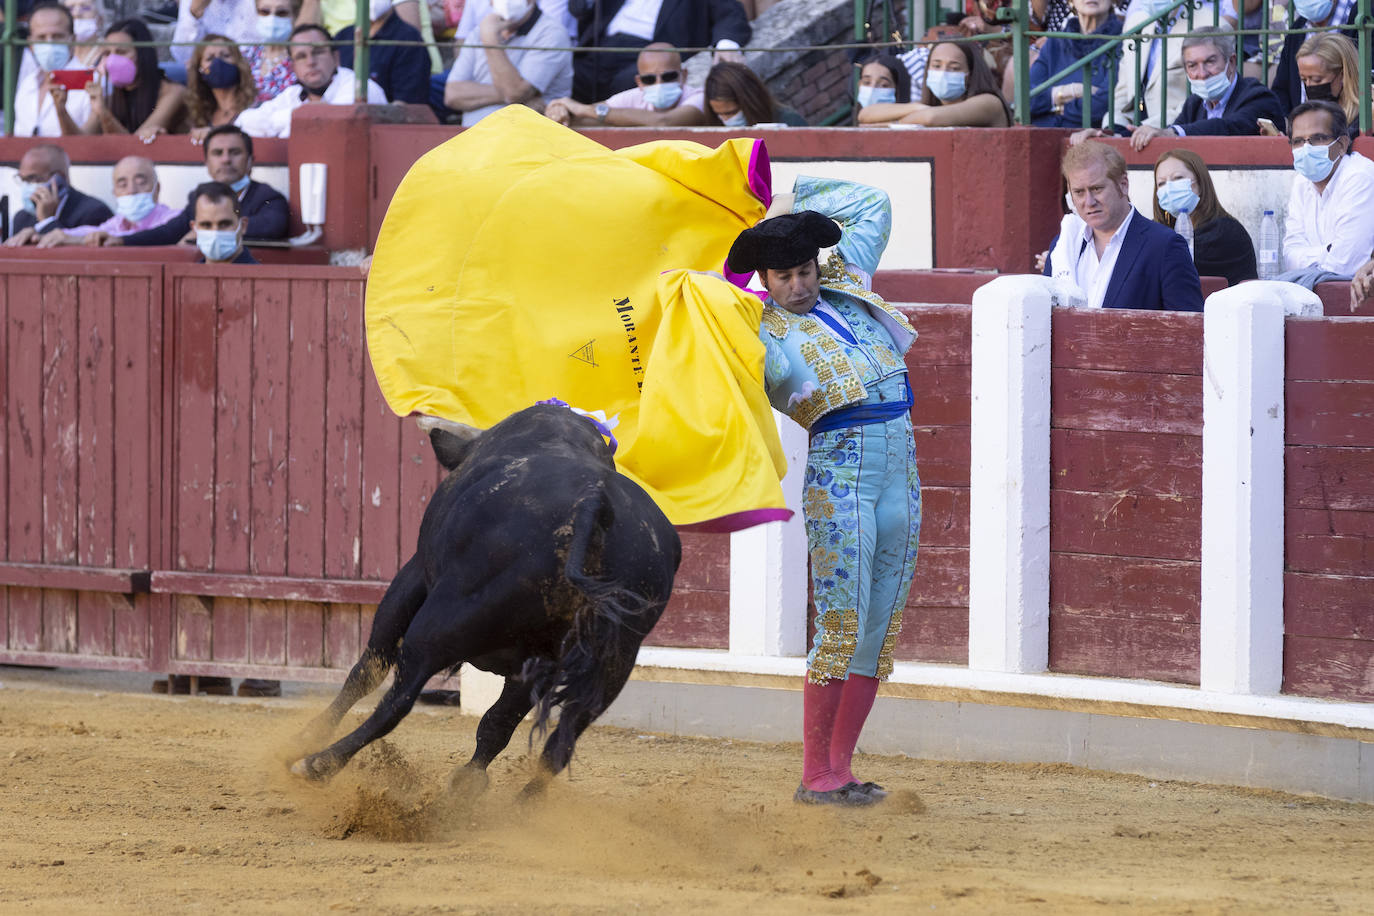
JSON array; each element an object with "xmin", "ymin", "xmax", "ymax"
[
  {"xmin": 1283, "ymin": 318, "xmax": 1374, "ymax": 701},
  {"xmin": 162, "ymin": 266, "xmax": 440, "ymax": 678},
  {"xmin": 0, "ymin": 264, "xmax": 161, "ymax": 667},
  {"xmin": 1048, "ymin": 310, "xmax": 1204, "ymax": 684},
  {"xmin": 643, "ymin": 533, "xmax": 730, "ymax": 649}
]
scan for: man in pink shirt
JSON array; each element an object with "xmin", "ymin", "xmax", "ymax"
[
  {"xmin": 36, "ymin": 155, "xmax": 180, "ymax": 248},
  {"xmin": 545, "ymin": 43, "xmax": 708, "ymax": 127}
]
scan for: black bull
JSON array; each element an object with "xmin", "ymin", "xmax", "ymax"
[{"xmin": 290, "ymin": 404, "xmax": 681, "ymax": 796}]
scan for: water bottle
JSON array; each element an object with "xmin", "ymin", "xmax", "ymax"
[
  {"xmin": 1176, "ymin": 211, "xmax": 1194, "ymax": 260},
  {"xmin": 1258, "ymin": 209, "xmax": 1280, "ymax": 280}
]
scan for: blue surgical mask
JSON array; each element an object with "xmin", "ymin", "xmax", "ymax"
[
  {"xmin": 856, "ymin": 85, "xmax": 896, "ymax": 107},
  {"xmin": 229, "ymin": 174, "xmax": 251, "ymax": 194},
  {"xmin": 721, "ymin": 110, "xmax": 748, "ymax": 127},
  {"xmin": 1293, "ymin": 141, "xmax": 1338, "ymax": 182},
  {"xmin": 115, "ymin": 190, "xmax": 156, "ymax": 223},
  {"xmin": 642, "ymin": 81, "xmax": 682, "ymax": 110},
  {"xmin": 256, "ymin": 13, "xmax": 293, "ymax": 43},
  {"xmin": 197, "ymin": 228, "xmax": 241, "ymax": 262},
  {"xmin": 19, "ymin": 180, "xmax": 41, "ymax": 213},
  {"xmin": 1188, "ymin": 70, "xmax": 1231, "ymax": 101},
  {"xmin": 32, "ymin": 42, "xmax": 71, "ymax": 72},
  {"xmin": 1144, "ymin": 0, "xmax": 1178, "ymax": 17},
  {"xmin": 1293, "ymin": 0, "xmax": 1334, "ymax": 21},
  {"xmin": 1155, "ymin": 178, "xmax": 1199, "ymax": 215},
  {"xmin": 203, "ymin": 55, "xmax": 241, "ymax": 89},
  {"xmin": 925, "ymin": 69, "xmax": 966, "ymax": 102}
]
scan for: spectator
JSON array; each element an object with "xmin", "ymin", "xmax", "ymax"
[
  {"xmin": 1272, "ymin": 0, "xmax": 1357, "ymax": 117},
  {"xmin": 1080, "ymin": 27, "xmax": 1286, "ymax": 148},
  {"xmin": 34, "ymin": 155, "xmax": 181, "ymax": 247},
  {"xmin": 186, "ymin": 35, "xmax": 258, "ymax": 141},
  {"xmin": 242, "ymin": 0, "xmax": 299, "ymax": 103},
  {"xmin": 452, "ymin": 0, "xmax": 578, "ymax": 41},
  {"xmin": 3, "ymin": 144, "xmax": 111, "ymax": 245},
  {"xmin": 1043, "ymin": 140, "xmax": 1203, "ymax": 311},
  {"xmin": 336, "ymin": 0, "xmax": 430, "ymax": 104},
  {"xmin": 1151, "ymin": 148, "xmax": 1257, "ymax": 286},
  {"xmin": 90, "ymin": 125, "xmax": 290, "ymax": 247},
  {"xmin": 568, "ymin": 0, "xmax": 750, "ymax": 103},
  {"xmin": 61, "ymin": 0, "xmax": 108, "ymax": 67},
  {"xmin": 191, "ymin": 181, "xmax": 259, "ymax": 263},
  {"xmin": 1111, "ymin": 0, "xmax": 1235, "ymax": 129},
  {"xmin": 172, "ymin": 0, "xmax": 260, "ymax": 65},
  {"xmin": 1263, "ymin": 32, "xmax": 1360, "ymax": 139},
  {"xmin": 704, "ymin": 61, "xmax": 804, "ymax": 126},
  {"xmin": 545, "ymin": 42, "xmax": 707, "ymax": 127},
  {"xmin": 234, "ymin": 23, "xmax": 386, "ymax": 137},
  {"xmin": 70, "ymin": 19, "xmax": 187, "ymax": 140},
  {"xmin": 860, "ymin": 41, "xmax": 1010, "ymax": 127},
  {"xmin": 442, "ymin": 0, "xmax": 572, "ymax": 125},
  {"xmin": 12, "ymin": 1, "xmax": 93, "ymax": 137},
  {"xmin": 1279, "ymin": 100, "xmax": 1374, "ymax": 284},
  {"xmin": 1028, "ymin": 0, "xmax": 1122, "ymax": 128},
  {"xmin": 851, "ymin": 54, "xmax": 912, "ymax": 125},
  {"xmin": 299, "ymin": 0, "xmax": 422, "ymax": 36}
]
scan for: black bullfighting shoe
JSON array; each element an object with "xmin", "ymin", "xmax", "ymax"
[{"xmin": 793, "ymin": 782, "xmax": 880, "ymax": 807}]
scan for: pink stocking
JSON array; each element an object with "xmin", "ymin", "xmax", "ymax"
[
  {"xmin": 830, "ymin": 674, "xmax": 879, "ymax": 785},
  {"xmin": 801, "ymin": 677, "xmax": 846, "ymax": 791}
]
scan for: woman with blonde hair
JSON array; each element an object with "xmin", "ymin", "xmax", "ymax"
[
  {"xmin": 1296, "ymin": 32, "xmax": 1360, "ymax": 134},
  {"xmin": 186, "ymin": 36, "xmax": 258, "ymax": 142},
  {"xmin": 1152, "ymin": 148, "xmax": 1257, "ymax": 287}
]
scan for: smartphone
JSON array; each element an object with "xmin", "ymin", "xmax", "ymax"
[
  {"xmin": 1257, "ymin": 117, "xmax": 1278, "ymax": 134},
  {"xmin": 50, "ymin": 69, "xmax": 95, "ymax": 91}
]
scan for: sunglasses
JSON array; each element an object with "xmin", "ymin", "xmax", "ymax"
[{"xmin": 638, "ymin": 70, "xmax": 680, "ymax": 85}]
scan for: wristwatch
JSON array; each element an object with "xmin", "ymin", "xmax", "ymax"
[{"xmin": 594, "ymin": 103, "xmax": 610, "ymax": 123}]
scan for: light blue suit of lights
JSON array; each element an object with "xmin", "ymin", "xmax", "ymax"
[{"xmin": 757, "ymin": 177, "xmax": 923, "ymax": 685}]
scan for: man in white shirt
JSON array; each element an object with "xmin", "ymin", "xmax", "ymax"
[
  {"xmin": 444, "ymin": 0, "xmax": 573, "ymax": 126},
  {"xmin": 10, "ymin": 1, "xmax": 92, "ymax": 137},
  {"xmin": 544, "ymin": 43, "xmax": 707, "ymax": 127},
  {"xmin": 1044, "ymin": 140, "xmax": 1203, "ymax": 311},
  {"xmin": 172, "ymin": 0, "xmax": 261, "ymax": 65},
  {"xmin": 1281, "ymin": 100, "xmax": 1374, "ymax": 282},
  {"xmin": 235, "ymin": 23, "xmax": 388, "ymax": 138}
]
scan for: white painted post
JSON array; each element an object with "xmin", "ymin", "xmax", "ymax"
[
  {"xmin": 729, "ymin": 413, "xmax": 809, "ymax": 657},
  {"xmin": 1200, "ymin": 282, "xmax": 1320, "ymax": 695},
  {"xmin": 967, "ymin": 277, "xmax": 1056, "ymax": 673}
]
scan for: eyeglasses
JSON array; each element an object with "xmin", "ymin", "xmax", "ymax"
[
  {"xmin": 637, "ymin": 70, "xmax": 680, "ymax": 85},
  {"xmin": 1290, "ymin": 133, "xmax": 1336, "ymax": 148}
]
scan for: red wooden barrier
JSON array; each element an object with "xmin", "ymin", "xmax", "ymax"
[
  {"xmin": 0, "ymin": 262, "xmax": 164, "ymax": 670},
  {"xmin": 1048, "ymin": 308, "xmax": 1204, "ymax": 684},
  {"xmin": 1283, "ymin": 317, "xmax": 1374, "ymax": 702}
]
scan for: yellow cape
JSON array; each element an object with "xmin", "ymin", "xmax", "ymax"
[{"xmin": 365, "ymin": 105, "xmax": 789, "ymax": 530}]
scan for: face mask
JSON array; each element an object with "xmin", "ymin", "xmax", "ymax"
[
  {"xmin": 1305, "ymin": 80, "xmax": 1336, "ymax": 102},
  {"xmin": 721, "ymin": 110, "xmax": 748, "ymax": 127},
  {"xmin": 856, "ymin": 85, "xmax": 896, "ymax": 107},
  {"xmin": 202, "ymin": 55, "xmax": 240, "ymax": 89},
  {"xmin": 229, "ymin": 174, "xmax": 252, "ymax": 193},
  {"xmin": 1293, "ymin": 141, "xmax": 1338, "ymax": 182},
  {"xmin": 642, "ymin": 81, "xmax": 682, "ymax": 110},
  {"xmin": 103, "ymin": 52, "xmax": 137, "ymax": 88},
  {"xmin": 115, "ymin": 190, "xmax": 156, "ymax": 223},
  {"xmin": 1293, "ymin": 0, "xmax": 1334, "ymax": 21},
  {"xmin": 256, "ymin": 13, "xmax": 293, "ymax": 43},
  {"xmin": 1155, "ymin": 177, "xmax": 1199, "ymax": 215},
  {"xmin": 925, "ymin": 69, "xmax": 966, "ymax": 102},
  {"xmin": 1188, "ymin": 70, "xmax": 1230, "ymax": 101},
  {"xmin": 19, "ymin": 180, "xmax": 42, "ymax": 213},
  {"xmin": 492, "ymin": 0, "xmax": 532, "ymax": 18},
  {"xmin": 197, "ymin": 228, "xmax": 241, "ymax": 262},
  {"xmin": 369, "ymin": 0, "xmax": 393, "ymax": 19},
  {"xmin": 72, "ymin": 18, "xmax": 100, "ymax": 41},
  {"xmin": 32, "ymin": 42, "xmax": 71, "ymax": 72},
  {"xmin": 1144, "ymin": 0, "xmax": 1177, "ymax": 17}
]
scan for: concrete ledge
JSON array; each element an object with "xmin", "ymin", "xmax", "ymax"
[{"xmin": 602, "ymin": 673, "xmax": 1374, "ymax": 804}]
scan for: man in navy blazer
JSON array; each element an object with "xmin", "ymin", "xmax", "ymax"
[
  {"xmin": 1043, "ymin": 141, "xmax": 1204, "ymax": 312},
  {"xmin": 568, "ymin": 0, "xmax": 751, "ymax": 102},
  {"xmin": 5, "ymin": 145, "xmax": 112, "ymax": 244}
]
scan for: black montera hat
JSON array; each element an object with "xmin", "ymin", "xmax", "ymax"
[{"xmin": 726, "ymin": 210, "xmax": 843, "ymax": 274}]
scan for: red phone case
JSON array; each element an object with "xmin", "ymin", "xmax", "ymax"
[{"xmin": 50, "ymin": 69, "xmax": 95, "ymax": 91}]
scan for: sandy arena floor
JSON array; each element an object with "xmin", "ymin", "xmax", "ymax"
[{"xmin": 1, "ymin": 667, "xmax": 1371, "ymax": 914}]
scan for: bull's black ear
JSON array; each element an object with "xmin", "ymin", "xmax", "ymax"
[{"xmin": 429, "ymin": 427, "xmax": 477, "ymax": 472}]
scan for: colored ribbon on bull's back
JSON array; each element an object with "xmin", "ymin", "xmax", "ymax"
[{"xmin": 365, "ymin": 104, "xmax": 790, "ymax": 531}]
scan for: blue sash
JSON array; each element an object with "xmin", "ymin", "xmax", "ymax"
[{"xmin": 809, "ymin": 379, "xmax": 913, "ymax": 435}]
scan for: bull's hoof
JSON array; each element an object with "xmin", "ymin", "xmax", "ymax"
[
  {"xmin": 447, "ymin": 765, "xmax": 489, "ymax": 799},
  {"xmin": 515, "ymin": 778, "xmax": 550, "ymax": 804},
  {"xmin": 289, "ymin": 753, "xmax": 338, "ymax": 782}
]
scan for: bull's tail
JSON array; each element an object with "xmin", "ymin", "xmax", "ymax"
[{"xmin": 523, "ymin": 482, "xmax": 656, "ymax": 753}]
